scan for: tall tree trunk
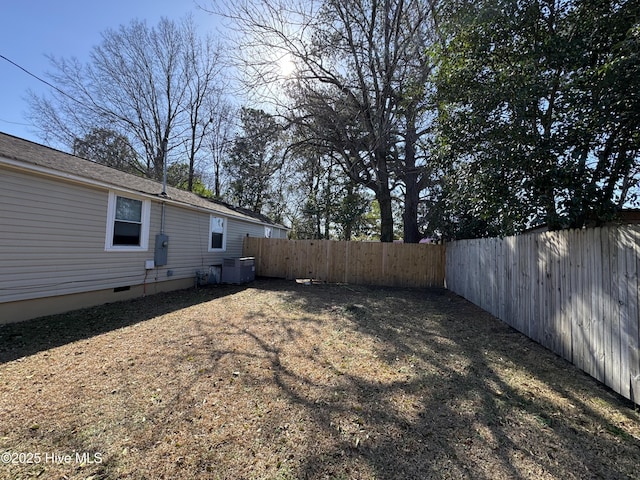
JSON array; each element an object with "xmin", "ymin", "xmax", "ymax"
[
  {"xmin": 402, "ymin": 107, "xmax": 422, "ymax": 243},
  {"xmin": 188, "ymin": 126, "xmax": 197, "ymax": 191},
  {"xmin": 214, "ymin": 162, "xmax": 221, "ymax": 198},
  {"xmin": 343, "ymin": 181, "xmax": 354, "ymax": 241},
  {"xmin": 373, "ymin": 153, "xmax": 394, "ymax": 242},
  {"xmin": 344, "ymin": 224, "xmax": 353, "ymax": 241},
  {"xmin": 377, "ymin": 189, "xmax": 394, "ymax": 242},
  {"xmin": 403, "ymin": 177, "xmax": 421, "ymax": 243}
]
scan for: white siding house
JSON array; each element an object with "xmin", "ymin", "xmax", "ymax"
[{"xmin": 0, "ymin": 132, "xmax": 288, "ymax": 323}]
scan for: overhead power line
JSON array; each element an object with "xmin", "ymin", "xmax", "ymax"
[
  {"xmin": 0, "ymin": 53, "xmax": 127, "ymax": 125},
  {"xmin": 0, "ymin": 53, "xmax": 84, "ymax": 106},
  {"xmin": 0, "ymin": 117, "xmax": 31, "ymax": 126}
]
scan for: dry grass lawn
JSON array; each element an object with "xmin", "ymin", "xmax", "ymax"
[{"xmin": 0, "ymin": 279, "xmax": 639, "ymax": 479}]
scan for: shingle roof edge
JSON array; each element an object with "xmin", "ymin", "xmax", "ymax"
[{"xmin": 0, "ymin": 131, "xmax": 289, "ymax": 229}]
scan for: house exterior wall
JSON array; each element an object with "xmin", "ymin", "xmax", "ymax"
[
  {"xmin": 270, "ymin": 225, "xmax": 289, "ymax": 239},
  {"xmin": 0, "ymin": 163, "xmax": 285, "ymax": 323},
  {"xmin": 1, "ymin": 166, "xmax": 114, "ymax": 304}
]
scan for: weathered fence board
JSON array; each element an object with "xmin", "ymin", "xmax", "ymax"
[
  {"xmin": 446, "ymin": 225, "xmax": 640, "ymax": 405},
  {"xmin": 243, "ymin": 237, "xmax": 446, "ymax": 288}
]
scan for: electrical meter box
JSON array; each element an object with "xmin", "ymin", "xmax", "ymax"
[{"xmin": 154, "ymin": 234, "xmax": 169, "ymax": 266}]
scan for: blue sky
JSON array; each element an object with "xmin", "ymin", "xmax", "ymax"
[{"xmin": 0, "ymin": 0, "xmax": 220, "ymax": 144}]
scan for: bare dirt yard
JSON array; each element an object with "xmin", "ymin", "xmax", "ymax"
[{"xmin": 0, "ymin": 279, "xmax": 639, "ymax": 480}]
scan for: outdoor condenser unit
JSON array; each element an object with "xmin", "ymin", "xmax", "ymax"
[
  {"xmin": 195, "ymin": 265, "xmax": 221, "ymax": 287},
  {"xmin": 221, "ymin": 257, "xmax": 255, "ymax": 284}
]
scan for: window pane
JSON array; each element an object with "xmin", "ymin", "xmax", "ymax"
[
  {"xmin": 211, "ymin": 217, "xmax": 224, "ymax": 233},
  {"xmin": 116, "ymin": 197, "xmax": 142, "ymax": 222},
  {"xmin": 113, "ymin": 221, "xmax": 141, "ymax": 245},
  {"xmin": 211, "ymin": 232, "xmax": 223, "ymax": 249}
]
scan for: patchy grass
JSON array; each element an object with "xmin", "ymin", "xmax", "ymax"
[{"xmin": 0, "ymin": 279, "xmax": 639, "ymax": 479}]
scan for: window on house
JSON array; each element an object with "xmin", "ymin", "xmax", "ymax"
[
  {"xmin": 209, "ymin": 216, "xmax": 226, "ymax": 251},
  {"xmin": 105, "ymin": 192, "xmax": 150, "ymax": 251},
  {"xmin": 264, "ymin": 226, "xmax": 272, "ymax": 238}
]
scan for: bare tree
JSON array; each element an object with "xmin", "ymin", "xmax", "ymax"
[
  {"xmin": 217, "ymin": 0, "xmax": 439, "ymax": 242},
  {"xmin": 180, "ymin": 19, "xmax": 227, "ymax": 191},
  {"xmin": 205, "ymin": 98, "xmax": 235, "ymax": 199},
  {"xmin": 28, "ymin": 16, "xmax": 228, "ymax": 187}
]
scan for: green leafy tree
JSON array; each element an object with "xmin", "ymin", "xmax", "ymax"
[
  {"xmin": 333, "ymin": 181, "xmax": 373, "ymax": 241},
  {"xmin": 166, "ymin": 163, "xmax": 214, "ymax": 197},
  {"xmin": 287, "ymin": 143, "xmax": 372, "ymax": 240},
  {"xmin": 225, "ymin": 108, "xmax": 285, "ymax": 214},
  {"xmin": 352, "ymin": 199, "xmax": 383, "ymax": 241},
  {"xmin": 433, "ymin": 0, "xmax": 640, "ymax": 236},
  {"xmin": 291, "ymin": 150, "xmax": 333, "ymax": 240},
  {"xmin": 73, "ymin": 128, "xmax": 143, "ymax": 175}
]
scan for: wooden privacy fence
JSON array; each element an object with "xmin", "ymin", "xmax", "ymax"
[
  {"xmin": 243, "ymin": 229, "xmax": 639, "ymax": 404},
  {"xmin": 446, "ymin": 225, "xmax": 640, "ymax": 404},
  {"xmin": 243, "ymin": 237, "xmax": 446, "ymax": 288}
]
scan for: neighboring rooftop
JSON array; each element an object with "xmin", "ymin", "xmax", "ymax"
[{"xmin": 0, "ymin": 131, "xmax": 286, "ymax": 228}]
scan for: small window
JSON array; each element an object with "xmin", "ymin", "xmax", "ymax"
[
  {"xmin": 114, "ymin": 196, "xmax": 143, "ymax": 245},
  {"xmin": 209, "ymin": 216, "xmax": 226, "ymax": 251},
  {"xmin": 105, "ymin": 192, "xmax": 150, "ymax": 251},
  {"xmin": 264, "ymin": 226, "xmax": 272, "ymax": 238}
]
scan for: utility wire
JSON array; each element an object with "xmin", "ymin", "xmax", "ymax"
[
  {"xmin": 0, "ymin": 53, "xmax": 125, "ymax": 124},
  {"xmin": 0, "ymin": 117, "xmax": 31, "ymax": 126},
  {"xmin": 0, "ymin": 53, "xmax": 86, "ymax": 107}
]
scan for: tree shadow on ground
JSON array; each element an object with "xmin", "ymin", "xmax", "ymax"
[
  {"xmin": 253, "ymin": 281, "xmax": 640, "ymax": 480},
  {"xmin": 0, "ymin": 284, "xmax": 245, "ymax": 364},
  {"xmin": 2, "ymin": 279, "xmax": 638, "ymax": 479}
]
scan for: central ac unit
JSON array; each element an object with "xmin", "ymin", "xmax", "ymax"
[{"xmin": 221, "ymin": 257, "xmax": 255, "ymax": 284}]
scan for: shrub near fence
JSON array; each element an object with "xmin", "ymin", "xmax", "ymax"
[
  {"xmin": 242, "ymin": 237, "xmax": 446, "ymax": 288},
  {"xmin": 446, "ymin": 225, "xmax": 640, "ymax": 404}
]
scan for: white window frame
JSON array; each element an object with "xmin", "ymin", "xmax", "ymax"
[
  {"xmin": 208, "ymin": 215, "xmax": 227, "ymax": 252},
  {"xmin": 264, "ymin": 226, "xmax": 272, "ymax": 238},
  {"xmin": 104, "ymin": 191, "xmax": 151, "ymax": 251}
]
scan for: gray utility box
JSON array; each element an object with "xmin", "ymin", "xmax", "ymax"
[
  {"xmin": 154, "ymin": 233, "xmax": 169, "ymax": 266},
  {"xmin": 221, "ymin": 257, "xmax": 255, "ymax": 284}
]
